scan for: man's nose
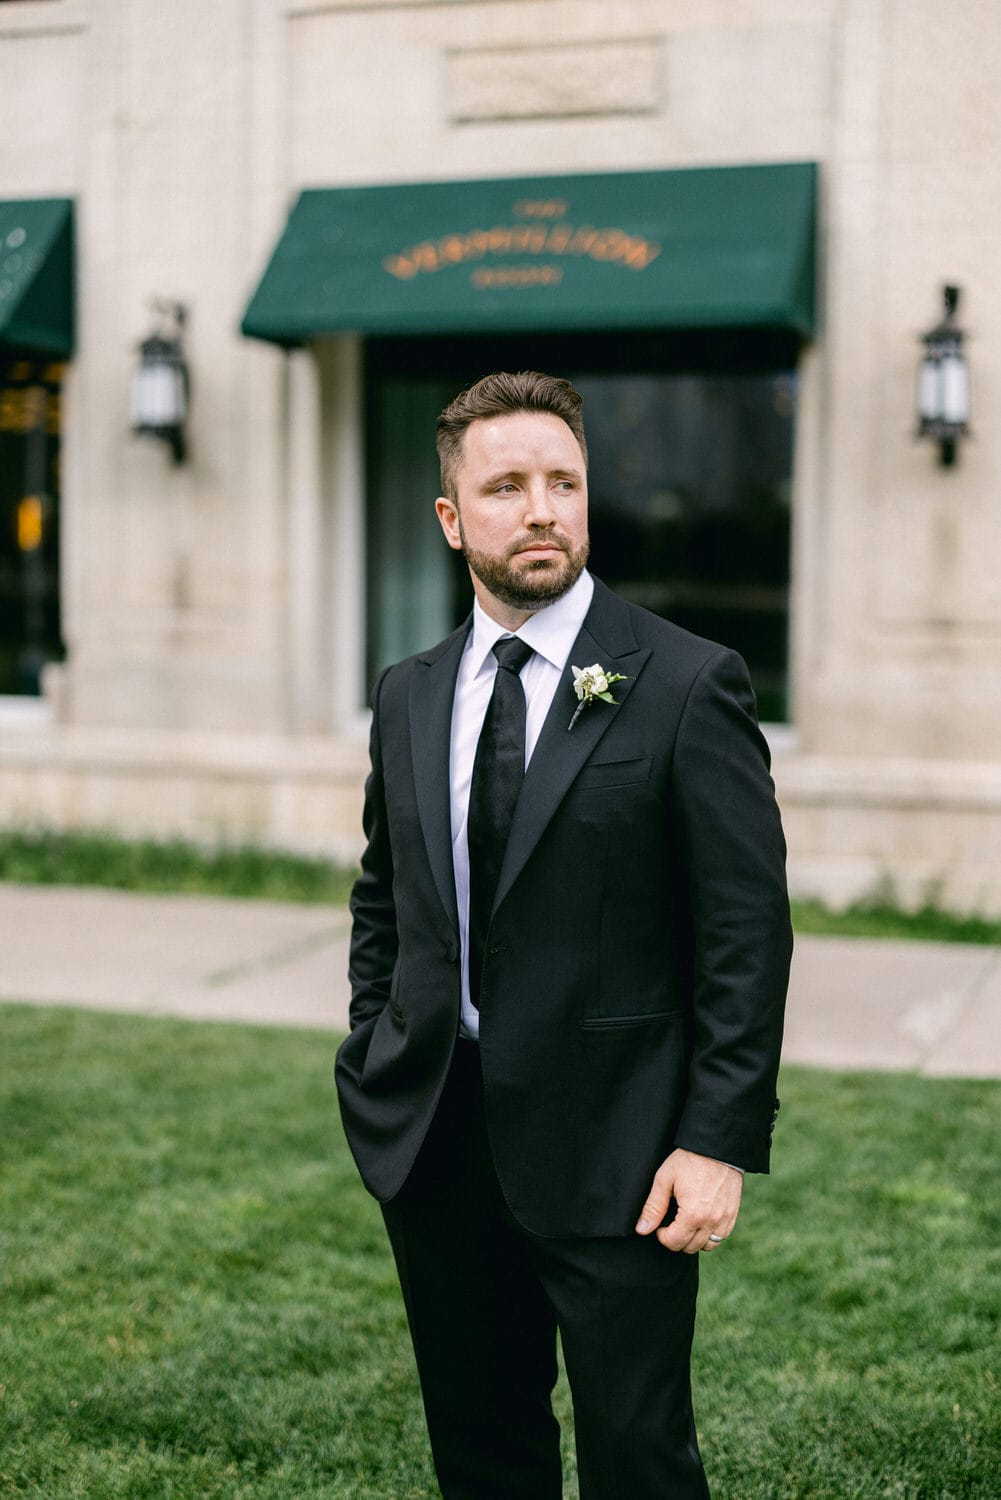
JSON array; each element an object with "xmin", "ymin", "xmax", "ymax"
[{"xmin": 523, "ymin": 480, "xmax": 557, "ymax": 527}]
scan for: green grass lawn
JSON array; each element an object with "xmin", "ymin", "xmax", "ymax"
[
  {"xmin": 0, "ymin": 832, "xmax": 355, "ymax": 906},
  {"xmin": 1, "ymin": 1007, "xmax": 998, "ymax": 1498},
  {"xmin": 4, "ymin": 828, "xmax": 1001, "ymax": 946}
]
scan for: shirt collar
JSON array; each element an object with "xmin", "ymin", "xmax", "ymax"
[{"xmin": 468, "ymin": 569, "xmax": 594, "ymax": 677}]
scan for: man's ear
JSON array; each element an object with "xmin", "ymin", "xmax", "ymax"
[{"xmin": 435, "ymin": 497, "xmax": 463, "ymax": 551}]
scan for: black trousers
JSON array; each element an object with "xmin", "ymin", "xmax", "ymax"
[{"xmin": 381, "ymin": 1039, "xmax": 711, "ymax": 1500}]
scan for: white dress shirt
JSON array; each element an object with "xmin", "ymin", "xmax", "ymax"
[{"xmin": 450, "ymin": 569, "xmax": 594, "ymax": 1039}]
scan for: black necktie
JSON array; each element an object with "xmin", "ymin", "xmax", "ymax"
[{"xmin": 467, "ymin": 636, "xmax": 534, "ymax": 1010}]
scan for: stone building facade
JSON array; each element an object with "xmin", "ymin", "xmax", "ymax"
[{"xmin": 1, "ymin": 0, "xmax": 999, "ymax": 911}]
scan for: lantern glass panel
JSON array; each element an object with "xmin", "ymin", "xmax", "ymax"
[
  {"xmin": 940, "ymin": 354, "xmax": 969, "ymax": 425},
  {"xmin": 917, "ymin": 355, "xmax": 941, "ymax": 422}
]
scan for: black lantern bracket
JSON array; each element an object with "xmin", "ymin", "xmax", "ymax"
[{"xmin": 916, "ymin": 284, "xmax": 970, "ymax": 467}]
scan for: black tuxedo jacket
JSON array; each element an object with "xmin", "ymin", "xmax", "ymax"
[{"xmin": 336, "ymin": 577, "xmax": 792, "ymax": 1238}]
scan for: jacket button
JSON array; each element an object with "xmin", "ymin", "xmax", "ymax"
[{"xmin": 444, "ymin": 940, "xmax": 459, "ymax": 964}]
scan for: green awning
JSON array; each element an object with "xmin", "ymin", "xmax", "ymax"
[
  {"xmin": 0, "ymin": 199, "xmax": 75, "ymax": 358},
  {"xmin": 242, "ymin": 164, "xmax": 816, "ymax": 345}
]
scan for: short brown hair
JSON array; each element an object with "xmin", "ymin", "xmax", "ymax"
[{"xmin": 436, "ymin": 371, "xmax": 588, "ymax": 502}]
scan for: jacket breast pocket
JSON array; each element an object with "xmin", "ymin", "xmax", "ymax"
[{"xmin": 573, "ymin": 755, "xmax": 653, "ymax": 792}]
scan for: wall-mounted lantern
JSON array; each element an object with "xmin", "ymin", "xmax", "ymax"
[
  {"xmin": 130, "ymin": 301, "xmax": 189, "ymax": 464},
  {"xmin": 916, "ymin": 285, "xmax": 970, "ymax": 467}
]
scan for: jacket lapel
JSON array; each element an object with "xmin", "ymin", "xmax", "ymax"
[
  {"xmin": 493, "ymin": 579, "xmax": 651, "ymax": 914},
  {"xmin": 409, "ymin": 621, "xmax": 470, "ymax": 939}
]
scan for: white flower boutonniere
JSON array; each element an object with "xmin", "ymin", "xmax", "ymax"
[{"xmin": 568, "ymin": 663, "xmax": 630, "ymax": 731}]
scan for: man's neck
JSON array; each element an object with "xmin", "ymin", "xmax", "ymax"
[{"xmin": 471, "ymin": 583, "xmax": 541, "ymax": 634}]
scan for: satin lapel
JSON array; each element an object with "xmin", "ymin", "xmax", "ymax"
[
  {"xmin": 493, "ymin": 585, "xmax": 652, "ymax": 915},
  {"xmin": 409, "ymin": 623, "xmax": 469, "ymax": 939}
]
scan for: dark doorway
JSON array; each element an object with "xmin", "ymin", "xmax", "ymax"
[{"xmin": 365, "ymin": 329, "xmax": 798, "ymax": 721}]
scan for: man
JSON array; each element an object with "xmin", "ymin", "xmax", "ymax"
[{"xmin": 336, "ymin": 371, "xmax": 792, "ymax": 1498}]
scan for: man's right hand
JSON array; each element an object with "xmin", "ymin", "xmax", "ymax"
[{"xmin": 635, "ymin": 1147, "xmax": 742, "ymax": 1254}]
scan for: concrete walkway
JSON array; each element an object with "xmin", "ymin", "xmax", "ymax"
[{"xmin": 2, "ymin": 883, "xmax": 999, "ymax": 1078}]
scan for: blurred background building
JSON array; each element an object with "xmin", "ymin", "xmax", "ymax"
[{"xmin": 1, "ymin": 0, "xmax": 998, "ymax": 911}]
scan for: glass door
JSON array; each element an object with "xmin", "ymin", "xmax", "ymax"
[{"xmin": 364, "ymin": 372, "xmax": 473, "ymax": 688}]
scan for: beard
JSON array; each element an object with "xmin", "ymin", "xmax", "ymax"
[{"xmin": 459, "ymin": 525, "xmax": 590, "ymax": 613}]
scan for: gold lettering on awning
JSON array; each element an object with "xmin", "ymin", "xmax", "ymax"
[
  {"xmin": 382, "ymin": 208, "xmax": 660, "ymax": 282},
  {"xmin": 470, "ymin": 265, "xmax": 564, "ymax": 289}
]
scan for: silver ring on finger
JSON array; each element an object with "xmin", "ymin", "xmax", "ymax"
[{"xmin": 707, "ymin": 1233, "xmax": 725, "ymax": 1244}]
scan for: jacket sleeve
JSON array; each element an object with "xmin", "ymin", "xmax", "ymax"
[
  {"xmin": 346, "ymin": 668, "xmax": 399, "ymax": 1031},
  {"xmin": 669, "ymin": 648, "xmax": 793, "ymax": 1172}
]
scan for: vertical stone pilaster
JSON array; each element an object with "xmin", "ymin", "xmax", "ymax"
[
  {"xmin": 286, "ymin": 345, "xmax": 327, "ymax": 732},
  {"xmin": 320, "ymin": 336, "xmax": 367, "ymax": 728}
]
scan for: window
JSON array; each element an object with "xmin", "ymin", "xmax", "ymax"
[{"xmin": 0, "ymin": 354, "xmax": 64, "ymax": 694}]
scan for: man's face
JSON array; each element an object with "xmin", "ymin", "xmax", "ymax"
[{"xmin": 435, "ymin": 411, "xmax": 590, "ymax": 621}]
